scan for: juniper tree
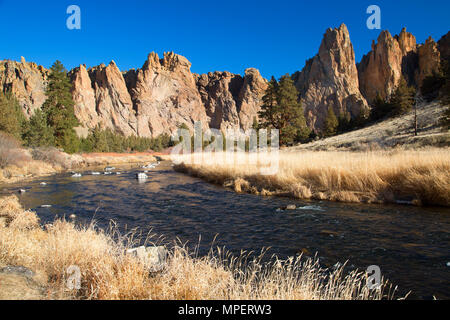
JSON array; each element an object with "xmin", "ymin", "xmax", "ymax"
[
  {"xmin": 323, "ymin": 107, "xmax": 338, "ymax": 137},
  {"xmin": 0, "ymin": 91, "xmax": 26, "ymax": 139},
  {"xmin": 389, "ymin": 76, "xmax": 416, "ymax": 116},
  {"xmin": 22, "ymin": 109, "xmax": 55, "ymax": 147}
]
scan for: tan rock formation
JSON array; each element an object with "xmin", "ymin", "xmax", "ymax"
[
  {"xmin": 0, "ymin": 57, "xmax": 48, "ymax": 117},
  {"xmin": 128, "ymin": 52, "xmax": 210, "ymax": 137},
  {"xmin": 294, "ymin": 24, "xmax": 368, "ymax": 130},
  {"xmin": 237, "ymin": 68, "xmax": 268, "ymax": 130},
  {"xmin": 87, "ymin": 61, "xmax": 138, "ymax": 136},
  {"xmin": 196, "ymin": 71, "xmax": 243, "ymax": 131},
  {"xmin": 358, "ymin": 28, "xmax": 417, "ymax": 103},
  {"xmin": 70, "ymin": 64, "xmax": 98, "ymax": 129}
]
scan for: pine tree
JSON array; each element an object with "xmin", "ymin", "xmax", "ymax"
[
  {"xmin": 42, "ymin": 61, "xmax": 80, "ymax": 153},
  {"xmin": 323, "ymin": 107, "xmax": 338, "ymax": 137},
  {"xmin": 23, "ymin": 109, "xmax": 55, "ymax": 147},
  {"xmin": 0, "ymin": 91, "xmax": 26, "ymax": 139},
  {"xmin": 389, "ymin": 76, "xmax": 416, "ymax": 116},
  {"xmin": 258, "ymin": 75, "xmax": 309, "ymax": 145},
  {"xmin": 258, "ymin": 76, "xmax": 279, "ymax": 129}
]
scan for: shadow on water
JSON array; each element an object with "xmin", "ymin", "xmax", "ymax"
[{"xmin": 1, "ymin": 162, "xmax": 449, "ymax": 299}]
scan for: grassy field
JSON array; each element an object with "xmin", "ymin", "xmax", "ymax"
[
  {"xmin": 0, "ymin": 195, "xmax": 393, "ymax": 300},
  {"xmin": 174, "ymin": 149, "xmax": 450, "ymax": 207}
]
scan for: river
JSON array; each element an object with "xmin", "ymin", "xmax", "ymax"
[{"xmin": 1, "ymin": 161, "xmax": 449, "ymax": 299}]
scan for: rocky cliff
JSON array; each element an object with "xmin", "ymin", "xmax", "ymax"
[
  {"xmin": 1, "ymin": 26, "xmax": 448, "ymax": 137},
  {"xmin": 358, "ymin": 28, "xmax": 417, "ymax": 103},
  {"xmin": 357, "ymin": 28, "xmax": 446, "ymax": 103},
  {"xmin": 293, "ymin": 24, "xmax": 369, "ymax": 129},
  {"xmin": 0, "ymin": 57, "xmax": 48, "ymax": 118}
]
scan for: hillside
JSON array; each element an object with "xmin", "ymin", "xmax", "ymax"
[{"xmin": 291, "ymin": 102, "xmax": 449, "ymax": 151}]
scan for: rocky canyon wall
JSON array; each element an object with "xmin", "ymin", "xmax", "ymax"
[{"xmin": 1, "ymin": 27, "xmax": 448, "ymax": 136}]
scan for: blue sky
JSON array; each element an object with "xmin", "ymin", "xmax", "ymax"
[{"xmin": 0, "ymin": 0, "xmax": 448, "ymax": 78}]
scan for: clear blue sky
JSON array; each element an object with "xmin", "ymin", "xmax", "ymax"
[{"xmin": 0, "ymin": 0, "xmax": 448, "ymax": 79}]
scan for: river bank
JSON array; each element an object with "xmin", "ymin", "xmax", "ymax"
[
  {"xmin": 0, "ymin": 195, "xmax": 391, "ymax": 300},
  {"xmin": 0, "ymin": 147, "xmax": 160, "ymax": 184},
  {"xmin": 173, "ymin": 149, "xmax": 450, "ymax": 207}
]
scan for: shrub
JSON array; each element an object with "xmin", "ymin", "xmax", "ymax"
[{"xmin": 0, "ymin": 132, "xmax": 30, "ymax": 168}]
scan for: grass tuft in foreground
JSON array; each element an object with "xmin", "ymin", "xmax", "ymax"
[{"xmin": 0, "ymin": 196, "xmax": 394, "ymax": 300}]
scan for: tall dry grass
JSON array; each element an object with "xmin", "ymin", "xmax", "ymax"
[
  {"xmin": 173, "ymin": 149, "xmax": 450, "ymax": 206},
  {"xmin": 0, "ymin": 196, "xmax": 393, "ymax": 300}
]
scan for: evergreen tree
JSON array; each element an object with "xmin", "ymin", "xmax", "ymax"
[
  {"xmin": 370, "ymin": 93, "xmax": 391, "ymax": 121},
  {"xmin": 258, "ymin": 75, "xmax": 309, "ymax": 145},
  {"xmin": 42, "ymin": 61, "xmax": 80, "ymax": 153},
  {"xmin": 337, "ymin": 111, "xmax": 351, "ymax": 133},
  {"xmin": 0, "ymin": 91, "xmax": 25, "ymax": 139},
  {"xmin": 323, "ymin": 107, "xmax": 338, "ymax": 137},
  {"xmin": 258, "ymin": 76, "xmax": 279, "ymax": 129},
  {"xmin": 22, "ymin": 109, "xmax": 55, "ymax": 147},
  {"xmin": 389, "ymin": 76, "xmax": 416, "ymax": 116}
]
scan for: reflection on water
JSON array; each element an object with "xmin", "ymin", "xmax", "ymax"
[{"xmin": 1, "ymin": 162, "xmax": 449, "ymax": 299}]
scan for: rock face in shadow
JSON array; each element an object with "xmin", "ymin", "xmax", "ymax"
[
  {"xmin": 438, "ymin": 31, "xmax": 450, "ymax": 60},
  {"xmin": 0, "ymin": 57, "xmax": 48, "ymax": 117},
  {"xmin": 293, "ymin": 24, "xmax": 369, "ymax": 130},
  {"xmin": 415, "ymin": 37, "xmax": 441, "ymax": 88}
]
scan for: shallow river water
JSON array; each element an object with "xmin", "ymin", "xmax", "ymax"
[{"xmin": 1, "ymin": 162, "xmax": 449, "ymax": 299}]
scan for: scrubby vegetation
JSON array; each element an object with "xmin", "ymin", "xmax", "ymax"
[{"xmin": 0, "ymin": 195, "xmax": 393, "ymax": 300}]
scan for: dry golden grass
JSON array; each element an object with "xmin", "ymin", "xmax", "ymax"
[
  {"xmin": 0, "ymin": 196, "xmax": 393, "ymax": 300},
  {"xmin": 173, "ymin": 149, "xmax": 450, "ymax": 207},
  {"xmin": 82, "ymin": 153, "xmax": 157, "ymax": 167}
]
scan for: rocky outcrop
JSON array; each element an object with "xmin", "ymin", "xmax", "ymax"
[
  {"xmin": 196, "ymin": 71, "xmax": 243, "ymax": 131},
  {"xmin": 237, "ymin": 68, "xmax": 268, "ymax": 129},
  {"xmin": 415, "ymin": 37, "xmax": 441, "ymax": 87},
  {"xmin": 0, "ymin": 57, "xmax": 48, "ymax": 117},
  {"xmin": 358, "ymin": 28, "xmax": 418, "ymax": 103},
  {"xmin": 3, "ymin": 26, "xmax": 448, "ymax": 139},
  {"xmin": 196, "ymin": 68, "xmax": 267, "ymax": 131},
  {"xmin": 88, "ymin": 61, "xmax": 138, "ymax": 136},
  {"xmin": 128, "ymin": 52, "xmax": 210, "ymax": 137},
  {"xmin": 70, "ymin": 64, "xmax": 98, "ymax": 130},
  {"xmin": 293, "ymin": 24, "xmax": 368, "ymax": 130}
]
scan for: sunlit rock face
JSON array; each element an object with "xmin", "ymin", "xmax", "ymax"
[
  {"xmin": 357, "ymin": 28, "xmax": 418, "ymax": 103},
  {"xmin": 0, "ymin": 57, "xmax": 48, "ymax": 118},
  {"xmin": 3, "ymin": 26, "xmax": 449, "ymax": 138},
  {"xmin": 293, "ymin": 24, "xmax": 369, "ymax": 131}
]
